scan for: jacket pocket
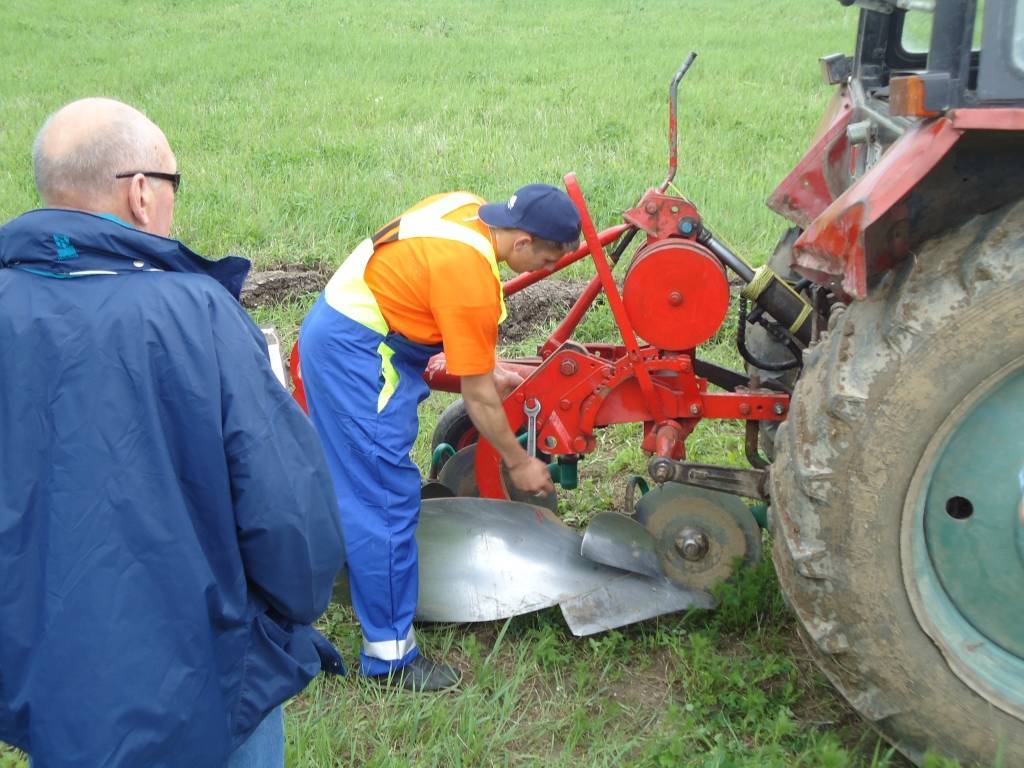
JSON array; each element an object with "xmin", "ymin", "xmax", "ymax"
[{"xmin": 231, "ymin": 613, "xmax": 325, "ymax": 745}]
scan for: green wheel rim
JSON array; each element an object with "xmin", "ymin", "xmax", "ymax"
[{"xmin": 905, "ymin": 361, "xmax": 1024, "ymax": 718}]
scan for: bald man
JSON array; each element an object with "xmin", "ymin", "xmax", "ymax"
[{"xmin": 0, "ymin": 99, "xmax": 345, "ymax": 768}]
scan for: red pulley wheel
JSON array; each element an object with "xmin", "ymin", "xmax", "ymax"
[{"xmin": 622, "ymin": 240, "xmax": 730, "ymax": 351}]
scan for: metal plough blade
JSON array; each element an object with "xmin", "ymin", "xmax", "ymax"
[
  {"xmin": 413, "ymin": 498, "xmax": 714, "ymax": 633},
  {"xmin": 580, "ymin": 511, "xmax": 664, "ymax": 579},
  {"xmin": 559, "ymin": 573, "xmax": 715, "ymax": 636}
]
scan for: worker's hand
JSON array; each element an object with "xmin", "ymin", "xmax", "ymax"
[
  {"xmin": 492, "ymin": 365, "xmax": 523, "ymax": 399},
  {"xmin": 462, "ymin": 372, "xmax": 552, "ymax": 494},
  {"xmin": 506, "ymin": 455, "xmax": 555, "ymax": 495}
]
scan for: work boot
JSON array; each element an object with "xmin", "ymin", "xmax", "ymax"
[{"xmin": 371, "ymin": 654, "xmax": 461, "ymax": 692}]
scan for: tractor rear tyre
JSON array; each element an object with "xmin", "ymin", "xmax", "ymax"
[{"xmin": 770, "ymin": 201, "xmax": 1024, "ymax": 766}]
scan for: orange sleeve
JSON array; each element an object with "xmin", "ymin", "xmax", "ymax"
[{"xmin": 428, "ymin": 245, "xmax": 501, "ymax": 376}]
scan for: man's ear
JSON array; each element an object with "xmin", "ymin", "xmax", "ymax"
[
  {"xmin": 125, "ymin": 174, "xmax": 152, "ymax": 228},
  {"xmin": 512, "ymin": 234, "xmax": 533, "ymax": 251}
]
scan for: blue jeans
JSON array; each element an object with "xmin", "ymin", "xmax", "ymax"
[{"xmin": 227, "ymin": 705, "xmax": 284, "ymax": 768}]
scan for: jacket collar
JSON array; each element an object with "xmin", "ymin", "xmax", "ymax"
[{"xmin": 0, "ymin": 208, "xmax": 250, "ymax": 299}]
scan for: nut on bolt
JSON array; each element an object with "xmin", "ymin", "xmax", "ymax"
[
  {"xmin": 559, "ymin": 359, "xmax": 578, "ymax": 376},
  {"xmin": 675, "ymin": 527, "xmax": 709, "ymax": 561},
  {"xmin": 649, "ymin": 458, "xmax": 672, "ymax": 483},
  {"xmin": 689, "ymin": 403, "xmax": 702, "ymax": 416},
  {"xmin": 773, "ymin": 402, "xmax": 786, "ymax": 416}
]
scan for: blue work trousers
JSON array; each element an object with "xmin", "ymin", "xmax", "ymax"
[{"xmin": 299, "ymin": 297, "xmax": 439, "ymax": 676}]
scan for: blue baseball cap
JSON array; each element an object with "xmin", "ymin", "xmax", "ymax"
[{"xmin": 478, "ymin": 184, "xmax": 582, "ymax": 243}]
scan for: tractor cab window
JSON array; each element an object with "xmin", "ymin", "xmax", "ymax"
[
  {"xmin": 901, "ymin": 1, "xmax": 987, "ymax": 54},
  {"xmin": 901, "ymin": 9, "xmax": 933, "ymax": 52},
  {"xmin": 1014, "ymin": 0, "xmax": 1024, "ymax": 70}
]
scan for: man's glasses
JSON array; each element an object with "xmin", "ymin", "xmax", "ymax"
[{"xmin": 114, "ymin": 171, "xmax": 181, "ymax": 194}]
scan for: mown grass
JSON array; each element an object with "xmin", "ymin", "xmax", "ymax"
[
  {"xmin": 0, "ymin": 1, "xmax": 971, "ymax": 766},
  {"xmin": 2, "ymin": 0, "xmax": 842, "ymax": 263}
]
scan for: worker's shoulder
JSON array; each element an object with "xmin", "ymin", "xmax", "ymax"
[
  {"xmin": 423, "ymin": 237, "xmax": 493, "ymax": 271},
  {"xmin": 407, "ymin": 191, "xmax": 484, "ymax": 214}
]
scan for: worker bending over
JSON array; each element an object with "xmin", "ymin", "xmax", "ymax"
[{"xmin": 300, "ymin": 184, "xmax": 581, "ymax": 690}]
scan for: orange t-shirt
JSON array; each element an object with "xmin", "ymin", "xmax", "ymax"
[{"xmin": 363, "ymin": 194, "xmax": 503, "ymax": 376}]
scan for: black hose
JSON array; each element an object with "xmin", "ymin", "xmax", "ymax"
[
  {"xmin": 737, "ymin": 296, "xmax": 802, "ymax": 372},
  {"xmin": 609, "ymin": 227, "xmax": 639, "ymax": 266}
]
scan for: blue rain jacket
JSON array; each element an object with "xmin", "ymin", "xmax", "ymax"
[{"xmin": 0, "ymin": 210, "xmax": 345, "ymax": 768}]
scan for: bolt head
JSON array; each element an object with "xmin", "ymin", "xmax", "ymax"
[
  {"xmin": 559, "ymin": 398, "xmax": 572, "ymax": 411},
  {"xmin": 668, "ymin": 291, "xmax": 683, "ymax": 307},
  {"xmin": 738, "ymin": 403, "xmax": 751, "ymax": 416},
  {"xmin": 675, "ymin": 527, "xmax": 710, "ymax": 561},
  {"xmin": 689, "ymin": 403, "xmax": 702, "ymax": 417},
  {"xmin": 559, "ymin": 359, "xmax": 578, "ymax": 376},
  {"xmin": 572, "ymin": 436, "xmax": 588, "ymax": 452},
  {"xmin": 773, "ymin": 402, "xmax": 786, "ymax": 416},
  {"xmin": 544, "ymin": 436, "xmax": 558, "ymax": 449},
  {"xmin": 644, "ymin": 202, "xmax": 658, "ymax": 214}
]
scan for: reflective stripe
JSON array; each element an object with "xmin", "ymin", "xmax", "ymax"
[
  {"xmin": 396, "ymin": 192, "xmax": 507, "ymax": 323},
  {"xmin": 362, "ymin": 626, "xmax": 416, "ymax": 661},
  {"xmin": 377, "ymin": 341, "xmax": 399, "ymax": 413},
  {"xmin": 324, "ymin": 192, "xmax": 507, "ymax": 340},
  {"xmin": 323, "ymin": 238, "xmax": 389, "ymax": 335}
]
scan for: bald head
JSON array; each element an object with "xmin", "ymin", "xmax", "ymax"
[{"xmin": 33, "ymin": 98, "xmax": 172, "ymax": 209}]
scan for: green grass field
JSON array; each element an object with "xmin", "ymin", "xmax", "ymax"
[{"xmin": 0, "ymin": 1, "xmax": 969, "ymax": 766}]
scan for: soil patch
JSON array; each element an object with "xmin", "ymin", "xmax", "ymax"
[
  {"xmin": 500, "ymin": 279, "xmax": 590, "ymax": 343},
  {"xmin": 242, "ymin": 265, "xmax": 589, "ymax": 346},
  {"xmin": 240, "ymin": 264, "xmax": 327, "ymax": 310}
]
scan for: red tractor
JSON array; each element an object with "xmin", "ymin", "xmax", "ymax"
[
  {"xmin": 292, "ymin": 1, "xmax": 1023, "ymax": 762},
  {"xmin": 766, "ymin": 2, "xmax": 1024, "ymax": 764}
]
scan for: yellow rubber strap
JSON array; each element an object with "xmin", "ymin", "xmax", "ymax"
[
  {"xmin": 741, "ymin": 266, "xmax": 813, "ymax": 334},
  {"xmin": 740, "ymin": 266, "xmax": 774, "ymax": 301},
  {"xmin": 789, "ymin": 303, "xmax": 813, "ymax": 335}
]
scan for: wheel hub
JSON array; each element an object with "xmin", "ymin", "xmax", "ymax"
[
  {"xmin": 675, "ymin": 527, "xmax": 710, "ymax": 561},
  {"xmin": 906, "ymin": 361, "xmax": 1024, "ymax": 717},
  {"xmin": 634, "ymin": 484, "xmax": 760, "ymax": 590}
]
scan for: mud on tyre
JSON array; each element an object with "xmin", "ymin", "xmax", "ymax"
[{"xmin": 770, "ymin": 201, "xmax": 1024, "ymax": 766}]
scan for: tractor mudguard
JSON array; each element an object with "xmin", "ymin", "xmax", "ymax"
[
  {"xmin": 792, "ymin": 117, "xmax": 962, "ymax": 300},
  {"xmin": 766, "ymin": 89, "xmax": 855, "ymax": 230},
  {"xmin": 790, "ymin": 107, "xmax": 1024, "ymax": 301}
]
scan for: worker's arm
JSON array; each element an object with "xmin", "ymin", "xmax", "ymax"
[{"xmin": 461, "ymin": 371, "xmax": 554, "ymax": 494}]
